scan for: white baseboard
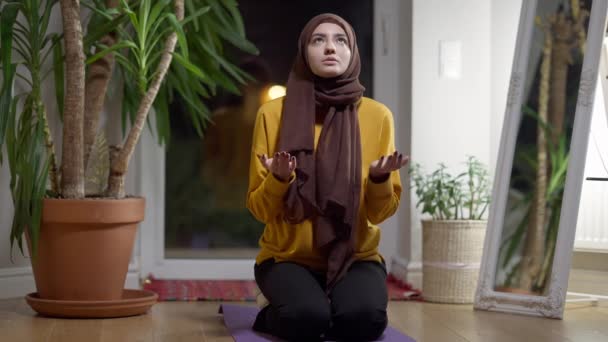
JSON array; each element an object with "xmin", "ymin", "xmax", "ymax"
[
  {"xmin": 390, "ymin": 256, "xmax": 422, "ymax": 289},
  {"xmin": 125, "ymin": 271, "xmax": 141, "ymax": 289},
  {"xmin": 0, "ymin": 266, "xmax": 141, "ymax": 299}
]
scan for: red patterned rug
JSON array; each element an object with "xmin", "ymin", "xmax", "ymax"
[
  {"xmin": 386, "ymin": 273, "xmax": 423, "ymax": 301},
  {"xmin": 143, "ymin": 273, "xmax": 422, "ymax": 302}
]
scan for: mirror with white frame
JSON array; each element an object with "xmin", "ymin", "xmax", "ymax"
[{"xmin": 474, "ymin": 0, "xmax": 608, "ymax": 318}]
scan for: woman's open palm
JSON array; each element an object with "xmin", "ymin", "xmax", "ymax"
[
  {"xmin": 370, "ymin": 151, "xmax": 409, "ymax": 179},
  {"xmin": 258, "ymin": 151, "xmax": 297, "ymax": 182}
]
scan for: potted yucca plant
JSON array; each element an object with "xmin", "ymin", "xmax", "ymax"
[
  {"xmin": 0, "ymin": 0, "xmax": 256, "ymax": 316},
  {"xmin": 410, "ymin": 156, "xmax": 491, "ymax": 303}
]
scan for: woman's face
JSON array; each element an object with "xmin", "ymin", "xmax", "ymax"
[{"xmin": 306, "ymin": 22, "xmax": 352, "ymax": 78}]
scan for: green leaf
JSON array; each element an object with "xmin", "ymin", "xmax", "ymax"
[
  {"xmin": 84, "ymin": 13, "xmax": 129, "ymax": 51},
  {"xmin": 147, "ymin": 0, "xmax": 172, "ymax": 33},
  {"xmin": 502, "ymin": 209, "xmax": 530, "ymax": 268},
  {"xmin": 11, "ymin": 32, "xmax": 31, "ymax": 62},
  {"xmin": 196, "ymin": 60, "xmax": 240, "ymax": 95},
  {"xmin": 171, "ymin": 52, "xmax": 208, "ymax": 82},
  {"xmin": 6, "ymin": 92, "xmax": 48, "ymax": 258},
  {"xmin": 209, "ymin": 0, "xmax": 246, "ymax": 41},
  {"xmin": 120, "ymin": 0, "xmax": 137, "ymax": 23},
  {"xmin": 139, "ymin": 0, "xmax": 152, "ymax": 44},
  {"xmin": 6, "ymin": 96, "xmax": 18, "ymax": 173},
  {"xmin": 215, "ymin": 25, "xmax": 258, "ymax": 55},
  {"xmin": 29, "ymin": 114, "xmax": 49, "ymax": 258},
  {"xmin": 86, "ymin": 41, "xmax": 138, "ymax": 64},
  {"xmin": 82, "ymin": 0, "xmax": 115, "ymax": 20},
  {"xmin": 175, "ymin": 69, "xmax": 207, "ymax": 116},
  {"xmin": 164, "ymin": 14, "xmax": 189, "ymax": 59},
  {"xmin": 223, "ymin": 0, "xmax": 245, "ymax": 37},
  {"xmin": 154, "ymin": 84, "xmax": 171, "ymax": 145},
  {"xmin": 39, "ymin": 0, "xmax": 56, "ymax": 40},
  {"xmin": 0, "ymin": 63, "xmax": 16, "ymax": 163},
  {"xmin": 120, "ymin": 67, "xmax": 140, "ymax": 135},
  {"xmin": 1, "ymin": 2, "xmax": 20, "ymax": 72},
  {"xmin": 144, "ymin": 107, "xmax": 157, "ymax": 143},
  {"xmin": 184, "ymin": 0, "xmax": 199, "ymax": 31},
  {"xmin": 40, "ymin": 31, "xmax": 63, "ymax": 65},
  {"xmin": 181, "ymin": 5, "xmax": 210, "ymax": 28},
  {"xmin": 114, "ymin": 52, "xmax": 138, "ymax": 77},
  {"xmin": 170, "ymin": 63, "xmax": 210, "ymax": 98},
  {"xmin": 198, "ymin": 39, "xmax": 245, "ymax": 84}
]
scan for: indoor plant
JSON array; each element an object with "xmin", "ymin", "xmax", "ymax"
[
  {"xmin": 410, "ymin": 155, "xmax": 491, "ymax": 303},
  {"xmin": 0, "ymin": 0, "xmax": 256, "ymax": 308}
]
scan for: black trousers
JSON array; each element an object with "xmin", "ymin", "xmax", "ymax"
[{"xmin": 253, "ymin": 259, "xmax": 388, "ymax": 342}]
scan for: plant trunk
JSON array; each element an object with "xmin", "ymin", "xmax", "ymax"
[
  {"xmin": 549, "ymin": 44, "xmax": 567, "ymax": 145},
  {"xmin": 39, "ymin": 103, "xmax": 60, "ymax": 194},
  {"xmin": 59, "ymin": 0, "xmax": 86, "ymax": 199},
  {"xmin": 571, "ymin": 0, "xmax": 588, "ymax": 54},
  {"xmin": 549, "ymin": 11, "xmax": 576, "ymax": 146},
  {"xmin": 519, "ymin": 27, "xmax": 552, "ymax": 292},
  {"xmin": 106, "ymin": 0, "xmax": 185, "ymax": 198},
  {"xmin": 83, "ymin": 0, "xmax": 119, "ymax": 169}
]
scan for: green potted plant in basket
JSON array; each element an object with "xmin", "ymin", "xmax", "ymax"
[
  {"xmin": 0, "ymin": 0, "xmax": 257, "ymax": 317},
  {"xmin": 409, "ymin": 155, "xmax": 491, "ymax": 303}
]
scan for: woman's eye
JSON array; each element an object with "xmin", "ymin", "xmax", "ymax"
[
  {"xmin": 337, "ymin": 38, "xmax": 348, "ymax": 44},
  {"xmin": 312, "ymin": 37, "xmax": 324, "ymax": 44}
]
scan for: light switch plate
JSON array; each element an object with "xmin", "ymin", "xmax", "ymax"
[{"xmin": 439, "ymin": 40, "xmax": 462, "ymax": 79}]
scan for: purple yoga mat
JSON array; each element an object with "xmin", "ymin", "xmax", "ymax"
[{"xmin": 219, "ymin": 304, "xmax": 416, "ymax": 342}]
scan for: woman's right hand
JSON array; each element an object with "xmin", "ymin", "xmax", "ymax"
[{"xmin": 258, "ymin": 152, "xmax": 297, "ymax": 182}]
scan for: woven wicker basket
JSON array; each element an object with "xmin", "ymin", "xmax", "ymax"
[{"xmin": 422, "ymin": 220, "xmax": 487, "ymax": 304}]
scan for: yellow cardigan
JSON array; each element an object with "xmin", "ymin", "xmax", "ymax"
[{"xmin": 246, "ymin": 96, "xmax": 402, "ymax": 271}]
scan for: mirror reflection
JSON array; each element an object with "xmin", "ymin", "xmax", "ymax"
[{"xmin": 494, "ymin": 0, "xmax": 591, "ymax": 295}]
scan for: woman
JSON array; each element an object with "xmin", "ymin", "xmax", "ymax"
[{"xmin": 246, "ymin": 13, "xmax": 409, "ymax": 342}]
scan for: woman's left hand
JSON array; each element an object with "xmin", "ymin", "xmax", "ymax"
[{"xmin": 369, "ymin": 151, "xmax": 409, "ymax": 182}]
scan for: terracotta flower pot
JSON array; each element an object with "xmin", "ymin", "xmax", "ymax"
[{"xmin": 27, "ymin": 197, "xmax": 145, "ymax": 301}]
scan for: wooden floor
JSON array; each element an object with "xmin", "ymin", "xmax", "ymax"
[
  {"xmin": 2, "ymin": 270, "xmax": 608, "ymax": 341},
  {"xmin": 2, "ymin": 299, "xmax": 608, "ymax": 341}
]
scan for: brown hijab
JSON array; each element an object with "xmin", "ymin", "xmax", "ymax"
[{"xmin": 278, "ymin": 13, "xmax": 365, "ymax": 291}]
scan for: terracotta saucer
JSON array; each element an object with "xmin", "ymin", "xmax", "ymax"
[{"xmin": 25, "ymin": 289, "xmax": 158, "ymax": 318}]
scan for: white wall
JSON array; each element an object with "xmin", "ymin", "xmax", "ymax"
[
  {"xmin": 575, "ymin": 53, "xmax": 608, "ymax": 251},
  {"xmin": 412, "ymin": 0, "xmax": 491, "ymax": 171},
  {"xmin": 491, "ymin": 0, "xmax": 523, "ymax": 176}
]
